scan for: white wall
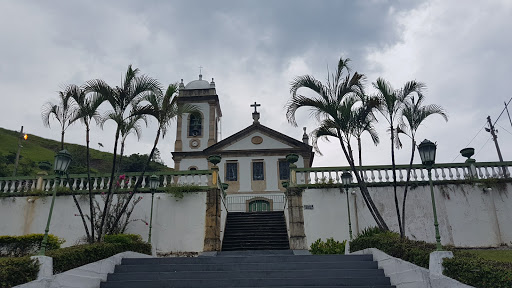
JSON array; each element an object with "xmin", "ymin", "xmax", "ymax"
[
  {"xmin": 0, "ymin": 192, "xmax": 207, "ymax": 253},
  {"xmin": 302, "ymin": 183, "xmax": 512, "ymax": 248},
  {"xmin": 223, "ymin": 132, "xmax": 293, "ymax": 150},
  {"xmin": 225, "ymin": 193, "xmax": 286, "ymax": 212},
  {"xmin": 218, "ymin": 155, "xmax": 304, "ymax": 192},
  {"xmin": 180, "ymin": 158, "xmax": 209, "ymax": 170}
]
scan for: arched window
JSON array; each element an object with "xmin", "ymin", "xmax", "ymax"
[{"xmin": 189, "ymin": 113, "xmax": 202, "ymax": 137}]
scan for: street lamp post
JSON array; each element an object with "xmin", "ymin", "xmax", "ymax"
[
  {"xmin": 341, "ymin": 171, "xmax": 353, "ymax": 241},
  {"xmin": 148, "ymin": 175, "xmax": 159, "ymax": 244},
  {"xmin": 39, "ymin": 149, "xmax": 72, "ymax": 255},
  {"xmin": 418, "ymin": 139, "xmax": 442, "ymax": 251}
]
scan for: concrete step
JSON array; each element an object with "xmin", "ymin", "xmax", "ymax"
[
  {"xmin": 101, "ymin": 277, "xmax": 392, "ymax": 287},
  {"xmin": 121, "ymin": 254, "xmax": 374, "ymax": 265},
  {"xmin": 107, "ymin": 269, "xmax": 386, "ymax": 281},
  {"xmin": 216, "ymin": 249, "xmax": 294, "ymax": 256},
  {"xmin": 115, "ymin": 261, "xmax": 379, "ymax": 273}
]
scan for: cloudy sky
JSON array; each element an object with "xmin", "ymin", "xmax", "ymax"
[{"xmin": 1, "ymin": 0, "xmax": 511, "ymax": 168}]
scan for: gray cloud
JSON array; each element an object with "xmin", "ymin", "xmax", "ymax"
[{"xmin": 1, "ymin": 0, "xmax": 510, "ymax": 169}]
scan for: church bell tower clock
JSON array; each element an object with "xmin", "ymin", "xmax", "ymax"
[{"xmin": 174, "ymin": 73, "xmax": 222, "ymax": 153}]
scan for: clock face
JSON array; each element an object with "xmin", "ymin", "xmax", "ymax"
[{"xmin": 191, "ymin": 139, "xmax": 199, "ymax": 148}]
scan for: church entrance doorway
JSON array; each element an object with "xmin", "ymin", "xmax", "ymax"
[{"xmin": 248, "ymin": 199, "xmax": 271, "ymax": 212}]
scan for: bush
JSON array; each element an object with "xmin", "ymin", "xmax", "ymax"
[
  {"xmin": 350, "ymin": 230, "xmax": 435, "ymax": 268},
  {"xmin": 0, "ymin": 234, "xmax": 64, "ymax": 257},
  {"xmin": 47, "ymin": 241, "xmax": 151, "ymax": 274},
  {"xmin": 310, "ymin": 238, "xmax": 346, "ymax": 255},
  {"xmin": 443, "ymin": 251, "xmax": 512, "ymax": 288},
  {"xmin": 104, "ymin": 234, "xmax": 143, "ymax": 244},
  {"xmin": 357, "ymin": 226, "xmax": 385, "ymax": 238},
  {"xmin": 0, "ymin": 257, "xmax": 39, "ymax": 288}
]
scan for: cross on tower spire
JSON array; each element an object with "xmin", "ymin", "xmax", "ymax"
[
  {"xmin": 199, "ymin": 66, "xmax": 203, "ymax": 75},
  {"xmin": 250, "ymin": 102, "xmax": 261, "ymax": 113}
]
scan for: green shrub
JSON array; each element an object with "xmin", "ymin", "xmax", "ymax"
[
  {"xmin": 350, "ymin": 231, "xmax": 435, "ymax": 268},
  {"xmin": 47, "ymin": 242, "xmax": 151, "ymax": 274},
  {"xmin": 357, "ymin": 226, "xmax": 385, "ymax": 238},
  {"xmin": 0, "ymin": 257, "xmax": 39, "ymax": 288},
  {"xmin": 104, "ymin": 234, "xmax": 143, "ymax": 244},
  {"xmin": 310, "ymin": 238, "xmax": 346, "ymax": 255},
  {"xmin": 443, "ymin": 251, "xmax": 512, "ymax": 288},
  {"xmin": 0, "ymin": 234, "xmax": 64, "ymax": 257}
]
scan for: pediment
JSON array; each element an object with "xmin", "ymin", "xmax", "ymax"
[{"xmin": 205, "ymin": 123, "xmax": 311, "ymax": 153}]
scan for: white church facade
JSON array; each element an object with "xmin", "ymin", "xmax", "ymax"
[{"xmin": 172, "ymin": 74, "xmax": 313, "ymax": 212}]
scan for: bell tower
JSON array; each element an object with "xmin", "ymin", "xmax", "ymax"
[{"xmin": 174, "ymin": 74, "xmax": 222, "ymax": 153}]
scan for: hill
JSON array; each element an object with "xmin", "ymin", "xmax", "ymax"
[{"xmin": 0, "ymin": 127, "xmax": 172, "ymax": 177}]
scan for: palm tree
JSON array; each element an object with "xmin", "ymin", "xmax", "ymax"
[
  {"xmin": 373, "ymin": 78, "xmax": 425, "ymax": 237},
  {"xmin": 110, "ymin": 84, "xmax": 199, "ymax": 232},
  {"xmin": 399, "ymin": 93, "xmax": 447, "ymax": 237},
  {"xmin": 117, "ymin": 114, "xmax": 147, "ymax": 173},
  {"xmin": 286, "ymin": 57, "xmax": 389, "ymax": 230},
  {"xmin": 351, "ymin": 92, "xmax": 380, "ymax": 166},
  {"xmin": 41, "ymin": 89, "xmax": 77, "ymax": 149},
  {"xmin": 68, "ymin": 84, "xmax": 105, "ymax": 243},
  {"xmin": 85, "ymin": 65, "xmax": 162, "ymax": 241}
]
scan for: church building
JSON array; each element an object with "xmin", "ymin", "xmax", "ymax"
[{"xmin": 172, "ymin": 74, "xmax": 314, "ymax": 212}]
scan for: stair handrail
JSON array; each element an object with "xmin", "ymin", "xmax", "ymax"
[{"xmin": 217, "ymin": 174, "xmax": 229, "ymax": 213}]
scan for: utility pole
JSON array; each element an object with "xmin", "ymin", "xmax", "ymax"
[
  {"xmin": 486, "ymin": 116, "xmax": 508, "ymax": 177},
  {"xmin": 12, "ymin": 126, "xmax": 23, "ymax": 177}
]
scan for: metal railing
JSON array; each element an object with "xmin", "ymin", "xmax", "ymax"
[
  {"xmin": 291, "ymin": 161, "xmax": 512, "ymax": 186},
  {"xmin": 0, "ymin": 170, "xmax": 212, "ymax": 195},
  {"xmin": 225, "ymin": 194, "xmax": 286, "ymax": 212}
]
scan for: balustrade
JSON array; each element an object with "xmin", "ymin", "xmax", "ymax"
[
  {"xmin": 292, "ymin": 161, "xmax": 512, "ymax": 186},
  {"xmin": 0, "ymin": 170, "xmax": 212, "ymax": 195}
]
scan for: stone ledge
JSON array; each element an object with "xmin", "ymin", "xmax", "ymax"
[
  {"xmin": 15, "ymin": 251, "xmax": 152, "ymax": 288},
  {"xmin": 351, "ymin": 248, "xmax": 473, "ymax": 288}
]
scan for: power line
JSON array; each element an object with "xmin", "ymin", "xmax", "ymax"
[
  {"xmin": 497, "ymin": 123, "xmax": 512, "ymax": 136},
  {"xmin": 474, "ymin": 137, "xmax": 492, "ymax": 158},
  {"xmin": 451, "ymin": 123, "xmax": 486, "ymax": 162},
  {"xmin": 493, "ymin": 97, "xmax": 512, "ymax": 126},
  {"xmin": 452, "ymin": 97, "xmax": 512, "ymax": 163}
]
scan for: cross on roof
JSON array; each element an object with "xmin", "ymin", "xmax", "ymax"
[
  {"xmin": 250, "ymin": 102, "xmax": 261, "ymax": 113},
  {"xmin": 199, "ymin": 66, "xmax": 203, "ymax": 75}
]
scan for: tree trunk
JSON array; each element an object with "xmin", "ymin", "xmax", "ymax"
[
  {"xmin": 357, "ymin": 136, "xmax": 362, "ymax": 167},
  {"xmin": 390, "ymin": 125, "xmax": 403, "ymax": 237},
  {"xmin": 98, "ymin": 127, "xmax": 121, "ymax": 241},
  {"xmin": 110, "ymin": 128, "xmax": 161, "ymax": 231},
  {"xmin": 86, "ymin": 124, "xmax": 95, "ymax": 243},
  {"xmin": 401, "ymin": 138, "xmax": 416, "ymax": 238},
  {"xmin": 65, "ymin": 173, "xmax": 91, "ymax": 242},
  {"xmin": 117, "ymin": 140, "xmax": 125, "ymax": 174},
  {"xmin": 336, "ymin": 131, "xmax": 388, "ymax": 230},
  {"xmin": 71, "ymin": 193, "xmax": 91, "ymax": 241},
  {"xmin": 61, "ymin": 130, "xmax": 65, "ymax": 150}
]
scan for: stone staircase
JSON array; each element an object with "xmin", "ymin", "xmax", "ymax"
[
  {"xmin": 222, "ymin": 211, "xmax": 290, "ymax": 251},
  {"xmin": 100, "ymin": 250, "xmax": 396, "ymax": 287}
]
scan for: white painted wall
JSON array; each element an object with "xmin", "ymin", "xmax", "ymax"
[
  {"xmin": 0, "ymin": 192, "xmax": 207, "ymax": 253},
  {"xmin": 180, "ymin": 158, "xmax": 209, "ymax": 170},
  {"xmin": 302, "ymin": 183, "xmax": 512, "ymax": 248},
  {"xmin": 223, "ymin": 132, "xmax": 293, "ymax": 150},
  {"xmin": 225, "ymin": 193, "xmax": 286, "ymax": 212},
  {"xmin": 218, "ymin": 155, "xmax": 304, "ymax": 192}
]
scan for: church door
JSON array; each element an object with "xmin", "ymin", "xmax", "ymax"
[{"xmin": 248, "ymin": 200, "xmax": 271, "ymax": 212}]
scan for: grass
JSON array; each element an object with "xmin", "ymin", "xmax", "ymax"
[
  {"xmin": 0, "ymin": 127, "xmax": 56, "ymax": 164},
  {"xmin": 464, "ymin": 249, "xmax": 512, "ymax": 263},
  {"xmin": 0, "ymin": 127, "xmax": 171, "ymax": 175}
]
